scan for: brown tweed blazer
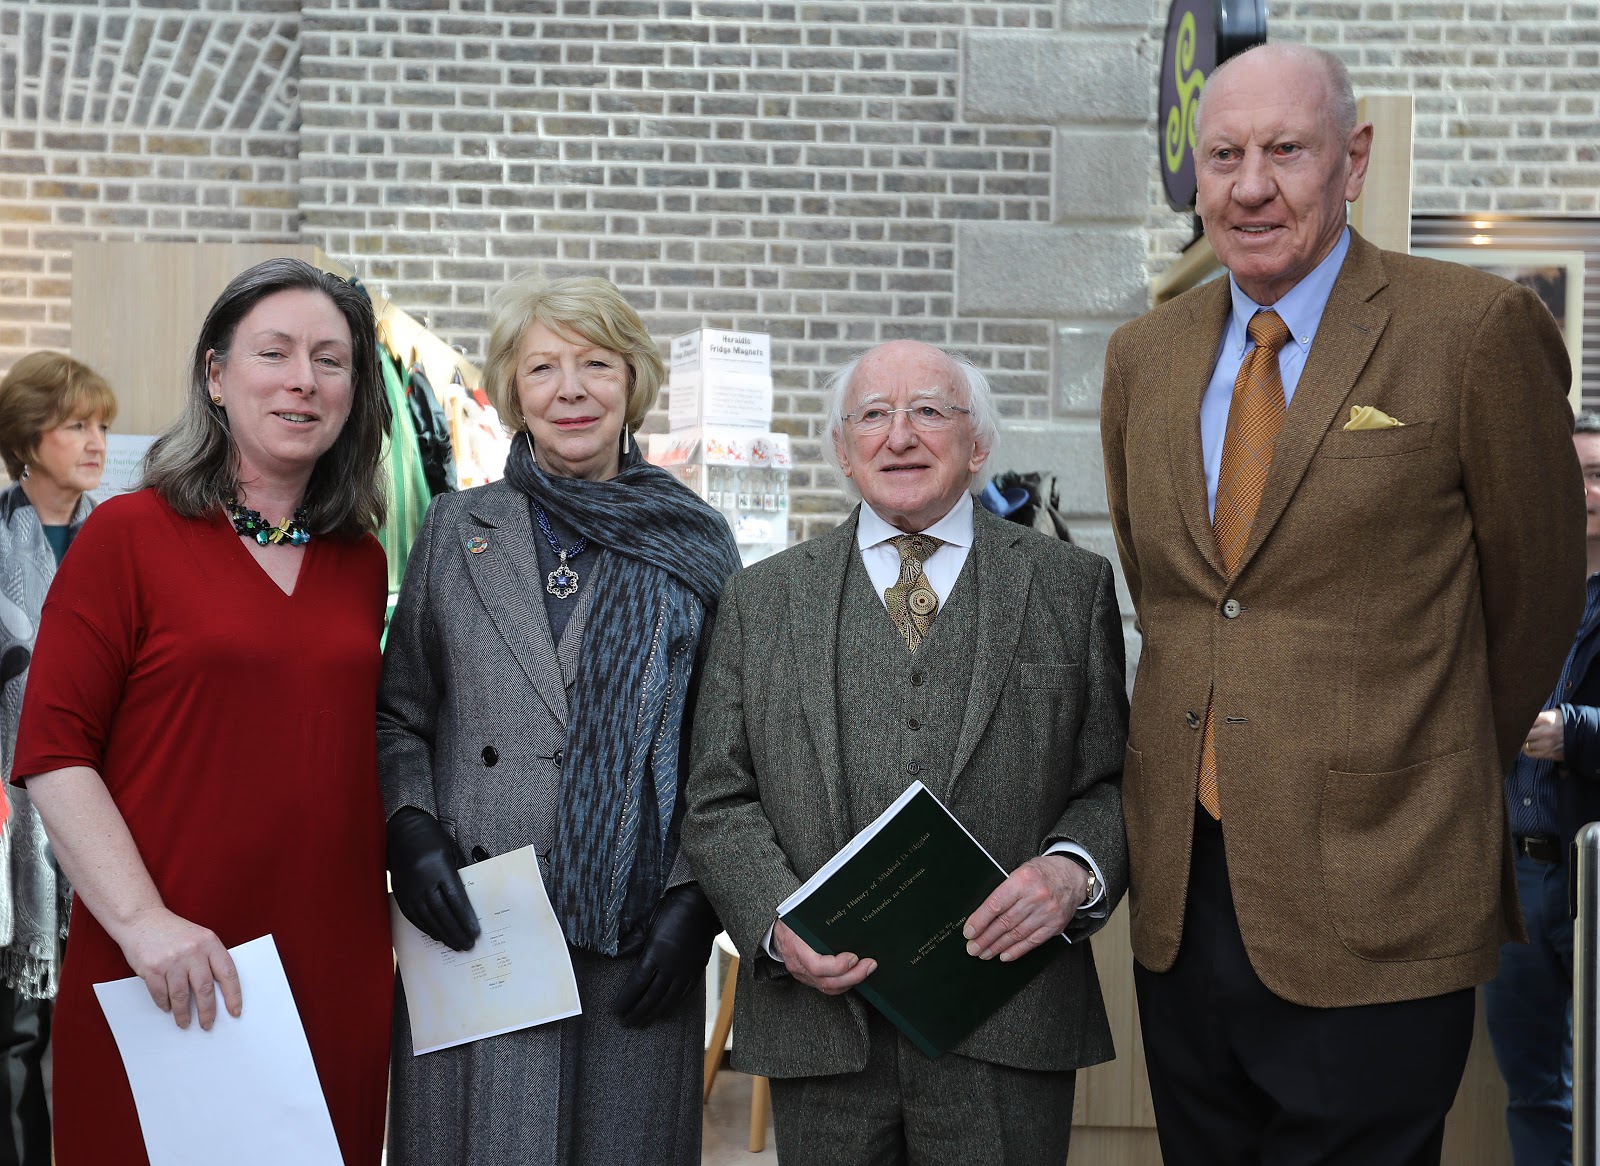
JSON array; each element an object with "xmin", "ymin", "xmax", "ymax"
[{"xmin": 1101, "ymin": 229, "xmax": 1586, "ymax": 1008}]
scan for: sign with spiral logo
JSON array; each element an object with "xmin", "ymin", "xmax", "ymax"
[{"xmin": 1157, "ymin": 0, "xmax": 1267, "ymax": 212}]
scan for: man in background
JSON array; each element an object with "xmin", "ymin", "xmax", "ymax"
[{"xmin": 1488, "ymin": 410, "xmax": 1600, "ymax": 1166}]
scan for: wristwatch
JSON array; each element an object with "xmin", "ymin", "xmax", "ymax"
[{"xmin": 1081, "ymin": 865, "xmax": 1099, "ymax": 905}]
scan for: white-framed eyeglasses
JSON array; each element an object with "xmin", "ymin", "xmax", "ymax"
[{"xmin": 842, "ymin": 401, "xmax": 973, "ymax": 435}]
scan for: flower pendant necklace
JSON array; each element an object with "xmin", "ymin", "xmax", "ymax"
[
  {"xmin": 225, "ymin": 497, "xmax": 310, "ymax": 547},
  {"xmin": 533, "ymin": 503, "xmax": 586, "ymax": 599}
]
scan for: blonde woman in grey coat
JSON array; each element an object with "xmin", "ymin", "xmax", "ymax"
[
  {"xmin": 0, "ymin": 352, "xmax": 116, "ymax": 1166},
  {"xmin": 378, "ymin": 273, "xmax": 740, "ymax": 1166}
]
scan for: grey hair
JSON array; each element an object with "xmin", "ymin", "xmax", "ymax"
[
  {"xmin": 140, "ymin": 257, "xmax": 391, "ymax": 537},
  {"xmin": 1575, "ymin": 410, "xmax": 1600, "ymax": 435},
  {"xmin": 818, "ymin": 343, "xmax": 998, "ymax": 500},
  {"xmin": 1195, "ymin": 43, "xmax": 1358, "ymax": 142}
]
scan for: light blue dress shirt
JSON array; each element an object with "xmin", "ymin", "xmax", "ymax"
[{"xmin": 1202, "ymin": 227, "xmax": 1353, "ymax": 521}]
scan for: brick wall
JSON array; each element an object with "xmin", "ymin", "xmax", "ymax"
[
  {"xmin": 0, "ymin": 2, "xmax": 301, "ymax": 354},
  {"xmin": 297, "ymin": 0, "xmax": 1081, "ymax": 535},
  {"xmin": 1, "ymin": 0, "xmax": 1595, "ymax": 543},
  {"xmin": 1278, "ymin": 0, "xmax": 1599, "ymax": 214}
]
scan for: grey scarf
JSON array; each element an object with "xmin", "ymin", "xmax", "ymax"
[
  {"xmin": 504, "ymin": 435, "xmax": 740, "ymax": 955},
  {"xmin": 0, "ymin": 485, "xmax": 89, "ymax": 998}
]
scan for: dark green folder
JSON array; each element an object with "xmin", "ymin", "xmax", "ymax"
[{"xmin": 777, "ymin": 781, "xmax": 1063, "ymax": 1059}]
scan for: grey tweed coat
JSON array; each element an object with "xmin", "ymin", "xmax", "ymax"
[
  {"xmin": 378, "ymin": 480, "xmax": 702, "ymax": 1166},
  {"xmin": 681, "ymin": 503, "xmax": 1129, "ymax": 1081}
]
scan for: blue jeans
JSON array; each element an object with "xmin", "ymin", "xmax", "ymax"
[{"xmin": 1485, "ymin": 852, "xmax": 1574, "ymax": 1166}]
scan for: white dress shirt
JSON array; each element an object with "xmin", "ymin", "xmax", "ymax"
[{"xmin": 761, "ymin": 494, "xmax": 1106, "ymax": 961}]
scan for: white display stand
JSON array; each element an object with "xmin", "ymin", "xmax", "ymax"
[
  {"xmin": 668, "ymin": 328, "xmax": 774, "ymax": 432},
  {"xmin": 648, "ymin": 427, "xmax": 791, "ymax": 566}
]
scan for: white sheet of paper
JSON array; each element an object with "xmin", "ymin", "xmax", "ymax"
[
  {"xmin": 391, "ymin": 844, "xmax": 582, "ymax": 1055},
  {"xmin": 92, "ymin": 934, "xmax": 342, "ymax": 1166}
]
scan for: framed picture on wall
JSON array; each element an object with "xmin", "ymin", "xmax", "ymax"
[{"xmin": 1413, "ymin": 246, "xmax": 1586, "ymax": 409}]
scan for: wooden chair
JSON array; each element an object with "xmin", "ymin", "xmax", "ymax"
[{"xmin": 704, "ymin": 932, "xmax": 770, "ymax": 1152}]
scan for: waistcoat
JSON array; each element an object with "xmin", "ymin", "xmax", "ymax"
[{"xmin": 836, "ymin": 547, "xmax": 979, "ymax": 832}]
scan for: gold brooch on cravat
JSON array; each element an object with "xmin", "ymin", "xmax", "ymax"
[{"xmin": 908, "ymin": 587, "xmax": 938, "ymax": 617}]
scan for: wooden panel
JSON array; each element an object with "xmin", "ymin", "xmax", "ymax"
[
  {"xmin": 1075, "ymin": 904, "xmax": 1156, "ymax": 1129},
  {"xmin": 1066, "ymin": 1126, "xmax": 1162, "ymax": 1166},
  {"xmin": 69, "ymin": 242, "xmax": 320, "ymax": 437},
  {"xmin": 1443, "ymin": 991, "xmax": 1512, "ymax": 1166},
  {"xmin": 1350, "ymin": 93, "xmax": 1415, "ymax": 256}
]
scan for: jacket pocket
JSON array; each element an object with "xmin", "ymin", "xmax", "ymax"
[
  {"xmin": 1320, "ymin": 746, "xmax": 1496, "ymax": 961},
  {"xmin": 1318, "ymin": 420, "xmax": 1434, "ymax": 459}
]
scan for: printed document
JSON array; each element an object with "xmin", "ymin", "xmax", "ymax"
[
  {"xmin": 391, "ymin": 844, "xmax": 582, "ymax": 1054},
  {"xmin": 93, "ymin": 933, "xmax": 343, "ymax": 1166}
]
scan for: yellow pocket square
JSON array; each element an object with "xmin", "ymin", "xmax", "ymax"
[{"xmin": 1343, "ymin": 405, "xmax": 1405, "ymax": 431}]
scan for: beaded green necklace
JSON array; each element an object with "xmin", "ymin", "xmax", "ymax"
[{"xmin": 225, "ymin": 498, "xmax": 310, "ymax": 547}]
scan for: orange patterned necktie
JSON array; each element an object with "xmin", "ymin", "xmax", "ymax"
[
  {"xmin": 884, "ymin": 534, "xmax": 945, "ymax": 653},
  {"xmin": 1198, "ymin": 309, "xmax": 1292, "ymax": 820}
]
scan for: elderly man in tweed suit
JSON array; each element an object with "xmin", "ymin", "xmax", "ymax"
[
  {"xmin": 1101, "ymin": 43, "xmax": 1584, "ymax": 1166},
  {"xmin": 682, "ymin": 339, "xmax": 1127, "ymax": 1166}
]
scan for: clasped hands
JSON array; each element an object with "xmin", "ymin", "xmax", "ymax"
[{"xmin": 774, "ymin": 854, "xmax": 1090, "ymax": 995}]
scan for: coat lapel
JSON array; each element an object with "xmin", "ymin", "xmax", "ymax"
[
  {"xmin": 1165, "ymin": 278, "xmax": 1233, "ymax": 579},
  {"xmin": 460, "ymin": 484, "xmax": 569, "ymax": 724},
  {"xmin": 789, "ymin": 512, "xmax": 860, "ymax": 853},
  {"xmin": 1228, "ymin": 233, "xmax": 1391, "ymax": 580},
  {"xmin": 946, "ymin": 507, "xmax": 1031, "ymax": 796}
]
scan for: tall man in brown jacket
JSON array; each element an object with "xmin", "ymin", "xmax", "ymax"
[{"xmin": 1101, "ymin": 43, "xmax": 1585, "ymax": 1165}]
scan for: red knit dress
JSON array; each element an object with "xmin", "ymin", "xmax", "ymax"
[{"xmin": 13, "ymin": 490, "xmax": 393, "ymax": 1165}]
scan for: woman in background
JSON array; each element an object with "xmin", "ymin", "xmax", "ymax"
[
  {"xmin": 0, "ymin": 352, "xmax": 116, "ymax": 1166},
  {"xmin": 12, "ymin": 258, "xmax": 394, "ymax": 1165},
  {"xmin": 379, "ymin": 272, "xmax": 740, "ymax": 1165}
]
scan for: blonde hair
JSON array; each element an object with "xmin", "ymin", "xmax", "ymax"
[
  {"xmin": 482, "ymin": 273, "xmax": 664, "ymax": 435},
  {"xmin": 0, "ymin": 352, "xmax": 119, "ymax": 480}
]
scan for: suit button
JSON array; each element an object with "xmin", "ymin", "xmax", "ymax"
[
  {"xmin": 1222, "ymin": 599, "xmax": 1241, "ymax": 618},
  {"xmin": 908, "ymin": 762, "xmax": 921, "ymax": 775},
  {"xmin": 1186, "ymin": 711, "xmax": 1201, "ymax": 730},
  {"xmin": 911, "ymin": 671, "xmax": 925, "ymax": 686},
  {"xmin": 482, "ymin": 746, "xmax": 498, "ymax": 766},
  {"xmin": 552, "ymin": 749, "xmax": 563, "ymax": 769},
  {"xmin": 908, "ymin": 717, "xmax": 922, "ymax": 730}
]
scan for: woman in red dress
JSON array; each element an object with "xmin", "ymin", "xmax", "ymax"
[{"xmin": 11, "ymin": 258, "xmax": 395, "ymax": 1165}]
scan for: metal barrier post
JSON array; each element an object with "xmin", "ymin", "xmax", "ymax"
[{"xmin": 1575, "ymin": 823, "xmax": 1600, "ymax": 1166}]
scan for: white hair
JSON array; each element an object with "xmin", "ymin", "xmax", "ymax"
[{"xmin": 818, "ymin": 342, "xmax": 999, "ymax": 500}]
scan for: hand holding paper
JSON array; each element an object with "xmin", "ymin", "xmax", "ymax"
[
  {"xmin": 114, "ymin": 906, "xmax": 241, "ymax": 1031},
  {"xmin": 94, "ymin": 934, "xmax": 343, "ymax": 1165}
]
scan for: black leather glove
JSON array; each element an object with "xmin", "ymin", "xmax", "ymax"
[
  {"xmin": 614, "ymin": 883, "xmax": 720, "ymax": 1028},
  {"xmin": 387, "ymin": 807, "xmax": 481, "ymax": 952}
]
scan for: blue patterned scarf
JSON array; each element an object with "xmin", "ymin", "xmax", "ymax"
[{"xmin": 504, "ymin": 434, "xmax": 740, "ymax": 955}]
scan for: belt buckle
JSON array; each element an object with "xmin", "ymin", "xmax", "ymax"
[{"xmin": 1519, "ymin": 834, "xmax": 1560, "ymax": 864}]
